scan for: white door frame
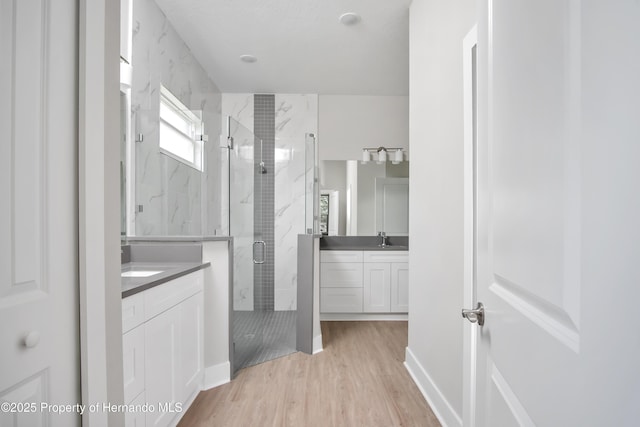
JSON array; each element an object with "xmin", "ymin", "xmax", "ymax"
[
  {"xmin": 78, "ymin": 0, "xmax": 124, "ymax": 425},
  {"xmin": 462, "ymin": 24, "xmax": 478, "ymax": 427}
]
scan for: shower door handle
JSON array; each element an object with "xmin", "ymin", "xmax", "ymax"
[{"xmin": 253, "ymin": 241, "xmax": 266, "ymax": 264}]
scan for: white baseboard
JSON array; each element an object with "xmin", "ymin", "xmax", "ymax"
[
  {"xmin": 320, "ymin": 313, "xmax": 408, "ymax": 321},
  {"xmin": 204, "ymin": 361, "xmax": 231, "ymax": 390},
  {"xmin": 404, "ymin": 347, "xmax": 462, "ymax": 427},
  {"xmin": 312, "ymin": 334, "xmax": 323, "ymax": 354}
]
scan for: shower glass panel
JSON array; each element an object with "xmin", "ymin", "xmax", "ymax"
[
  {"xmin": 305, "ymin": 133, "xmax": 319, "ymax": 234},
  {"xmin": 132, "ymin": 108, "xmax": 204, "ymax": 236},
  {"xmin": 227, "ymin": 116, "xmax": 300, "ymax": 374},
  {"xmin": 227, "ymin": 117, "xmax": 265, "ymax": 374}
]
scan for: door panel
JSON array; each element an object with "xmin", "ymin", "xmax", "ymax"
[
  {"xmin": 0, "ymin": 0, "xmax": 79, "ymax": 425},
  {"xmin": 475, "ymin": 0, "xmax": 640, "ymax": 426},
  {"xmin": 475, "ymin": 0, "xmax": 583, "ymax": 425}
]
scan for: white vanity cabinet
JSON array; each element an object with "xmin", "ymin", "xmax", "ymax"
[
  {"xmin": 121, "ymin": 270, "xmax": 204, "ymax": 427},
  {"xmin": 320, "ymin": 250, "xmax": 408, "ymax": 314}
]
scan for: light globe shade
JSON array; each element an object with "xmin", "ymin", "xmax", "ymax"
[
  {"xmin": 361, "ymin": 150, "xmax": 371, "ymax": 164},
  {"xmin": 392, "ymin": 149, "xmax": 403, "ymax": 164},
  {"xmin": 378, "ymin": 149, "xmax": 387, "ymax": 163}
]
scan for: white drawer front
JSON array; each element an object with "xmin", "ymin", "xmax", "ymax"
[
  {"xmin": 320, "ymin": 262, "xmax": 363, "ymax": 288},
  {"xmin": 363, "ymin": 251, "xmax": 409, "ymax": 263},
  {"xmin": 144, "ymin": 270, "xmax": 204, "ymax": 321},
  {"xmin": 321, "ymin": 288, "xmax": 363, "ymax": 313},
  {"xmin": 320, "ymin": 250, "xmax": 363, "ymax": 263},
  {"xmin": 122, "ymin": 292, "xmax": 145, "ymax": 333}
]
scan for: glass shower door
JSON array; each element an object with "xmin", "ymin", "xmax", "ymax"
[{"xmin": 227, "ymin": 117, "xmax": 265, "ymax": 374}]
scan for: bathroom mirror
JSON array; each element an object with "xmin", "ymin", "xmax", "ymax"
[{"xmin": 319, "ymin": 160, "xmax": 409, "ymax": 236}]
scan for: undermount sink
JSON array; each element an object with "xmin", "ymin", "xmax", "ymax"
[{"xmin": 121, "ymin": 270, "xmax": 163, "ymax": 278}]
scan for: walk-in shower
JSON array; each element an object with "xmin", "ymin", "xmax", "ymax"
[{"xmin": 225, "ymin": 116, "xmax": 298, "ymax": 374}]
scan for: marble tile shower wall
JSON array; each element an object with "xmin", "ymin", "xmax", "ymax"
[
  {"xmin": 132, "ymin": 0, "xmax": 222, "ymax": 236},
  {"xmin": 222, "ymin": 93, "xmax": 318, "ymax": 312},
  {"xmin": 222, "ymin": 94, "xmax": 254, "ymax": 311},
  {"xmin": 274, "ymin": 94, "xmax": 318, "ymax": 310}
]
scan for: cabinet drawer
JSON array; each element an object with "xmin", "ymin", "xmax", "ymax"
[
  {"xmin": 321, "ymin": 288, "xmax": 363, "ymax": 313},
  {"xmin": 320, "ymin": 250, "xmax": 363, "ymax": 263},
  {"xmin": 363, "ymin": 251, "xmax": 409, "ymax": 263},
  {"xmin": 320, "ymin": 262, "xmax": 363, "ymax": 288},
  {"xmin": 144, "ymin": 270, "xmax": 204, "ymax": 321},
  {"xmin": 122, "ymin": 292, "xmax": 145, "ymax": 333}
]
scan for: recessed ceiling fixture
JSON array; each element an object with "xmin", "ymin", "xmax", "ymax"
[
  {"xmin": 239, "ymin": 54, "xmax": 257, "ymax": 63},
  {"xmin": 339, "ymin": 12, "xmax": 361, "ymax": 26}
]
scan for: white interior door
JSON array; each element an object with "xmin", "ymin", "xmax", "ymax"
[
  {"xmin": 0, "ymin": 0, "xmax": 79, "ymax": 426},
  {"xmin": 471, "ymin": 1, "xmax": 640, "ymax": 426}
]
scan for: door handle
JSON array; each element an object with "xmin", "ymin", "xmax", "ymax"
[
  {"xmin": 253, "ymin": 240, "xmax": 266, "ymax": 264},
  {"xmin": 462, "ymin": 302, "xmax": 485, "ymax": 326}
]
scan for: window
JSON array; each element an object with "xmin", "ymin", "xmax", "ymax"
[{"xmin": 159, "ymin": 85, "xmax": 204, "ymax": 171}]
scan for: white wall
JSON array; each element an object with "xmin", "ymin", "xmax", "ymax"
[
  {"xmin": 405, "ymin": 0, "xmax": 475, "ymax": 426},
  {"xmin": 319, "ymin": 95, "xmax": 409, "ymax": 161},
  {"xmin": 202, "ymin": 241, "xmax": 231, "ymax": 388}
]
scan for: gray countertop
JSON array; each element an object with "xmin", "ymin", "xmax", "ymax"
[
  {"xmin": 319, "ymin": 236, "xmax": 409, "ymax": 251},
  {"xmin": 121, "ymin": 261, "xmax": 210, "ymax": 298},
  {"xmin": 124, "ymin": 235, "xmax": 232, "ymax": 243},
  {"xmin": 320, "ymin": 245, "xmax": 409, "ymax": 251}
]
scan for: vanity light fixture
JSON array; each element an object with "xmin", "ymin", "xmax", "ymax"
[{"xmin": 361, "ymin": 147, "xmax": 404, "ymax": 164}]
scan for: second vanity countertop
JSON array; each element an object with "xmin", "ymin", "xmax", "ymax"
[
  {"xmin": 319, "ymin": 236, "xmax": 409, "ymax": 252},
  {"xmin": 319, "ymin": 246, "xmax": 408, "ymax": 251},
  {"xmin": 121, "ymin": 261, "xmax": 210, "ymax": 298}
]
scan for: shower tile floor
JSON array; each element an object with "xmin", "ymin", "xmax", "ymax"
[{"xmin": 233, "ymin": 310, "xmax": 297, "ymax": 372}]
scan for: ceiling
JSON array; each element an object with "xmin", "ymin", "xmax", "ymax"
[{"xmin": 153, "ymin": 0, "xmax": 411, "ymax": 95}]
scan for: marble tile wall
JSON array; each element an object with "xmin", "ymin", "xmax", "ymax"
[
  {"xmin": 131, "ymin": 0, "xmax": 221, "ymax": 236},
  {"xmin": 274, "ymin": 94, "xmax": 318, "ymax": 310},
  {"xmin": 221, "ymin": 94, "xmax": 254, "ymax": 311}
]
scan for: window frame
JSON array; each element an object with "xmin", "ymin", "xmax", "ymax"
[{"xmin": 158, "ymin": 85, "xmax": 204, "ymax": 171}]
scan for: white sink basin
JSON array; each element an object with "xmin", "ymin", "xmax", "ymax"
[{"xmin": 121, "ymin": 270, "xmax": 163, "ymax": 278}]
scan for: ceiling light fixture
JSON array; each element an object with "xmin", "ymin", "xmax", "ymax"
[
  {"xmin": 239, "ymin": 54, "xmax": 257, "ymax": 63},
  {"xmin": 339, "ymin": 12, "xmax": 361, "ymax": 26}
]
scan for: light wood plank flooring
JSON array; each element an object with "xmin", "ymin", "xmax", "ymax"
[{"xmin": 178, "ymin": 321, "xmax": 440, "ymax": 427}]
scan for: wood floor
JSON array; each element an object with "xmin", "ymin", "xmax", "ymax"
[{"xmin": 178, "ymin": 321, "xmax": 441, "ymax": 427}]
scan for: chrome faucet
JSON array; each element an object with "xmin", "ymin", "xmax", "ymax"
[{"xmin": 378, "ymin": 231, "xmax": 388, "ymax": 248}]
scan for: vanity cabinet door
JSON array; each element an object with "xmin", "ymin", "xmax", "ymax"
[
  {"xmin": 124, "ymin": 392, "xmax": 146, "ymax": 427},
  {"xmin": 145, "ymin": 304, "xmax": 181, "ymax": 427},
  {"xmin": 122, "ymin": 325, "xmax": 145, "ymax": 405},
  {"xmin": 363, "ymin": 262, "xmax": 391, "ymax": 312},
  {"xmin": 180, "ymin": 292, "xmax": 204, "ymax": 404},
  {"xmin": 390, "ymin": 263, "xmax": 409, "ymax": 312}
]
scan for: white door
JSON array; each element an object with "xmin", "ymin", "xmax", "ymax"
[
  {"xmin": 0, "ymin": 1, "xmax": 79, "ymax": 426},
  {"xmin": 468, "ymin": 1, "xmax": 640, "ymax": 426}
]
